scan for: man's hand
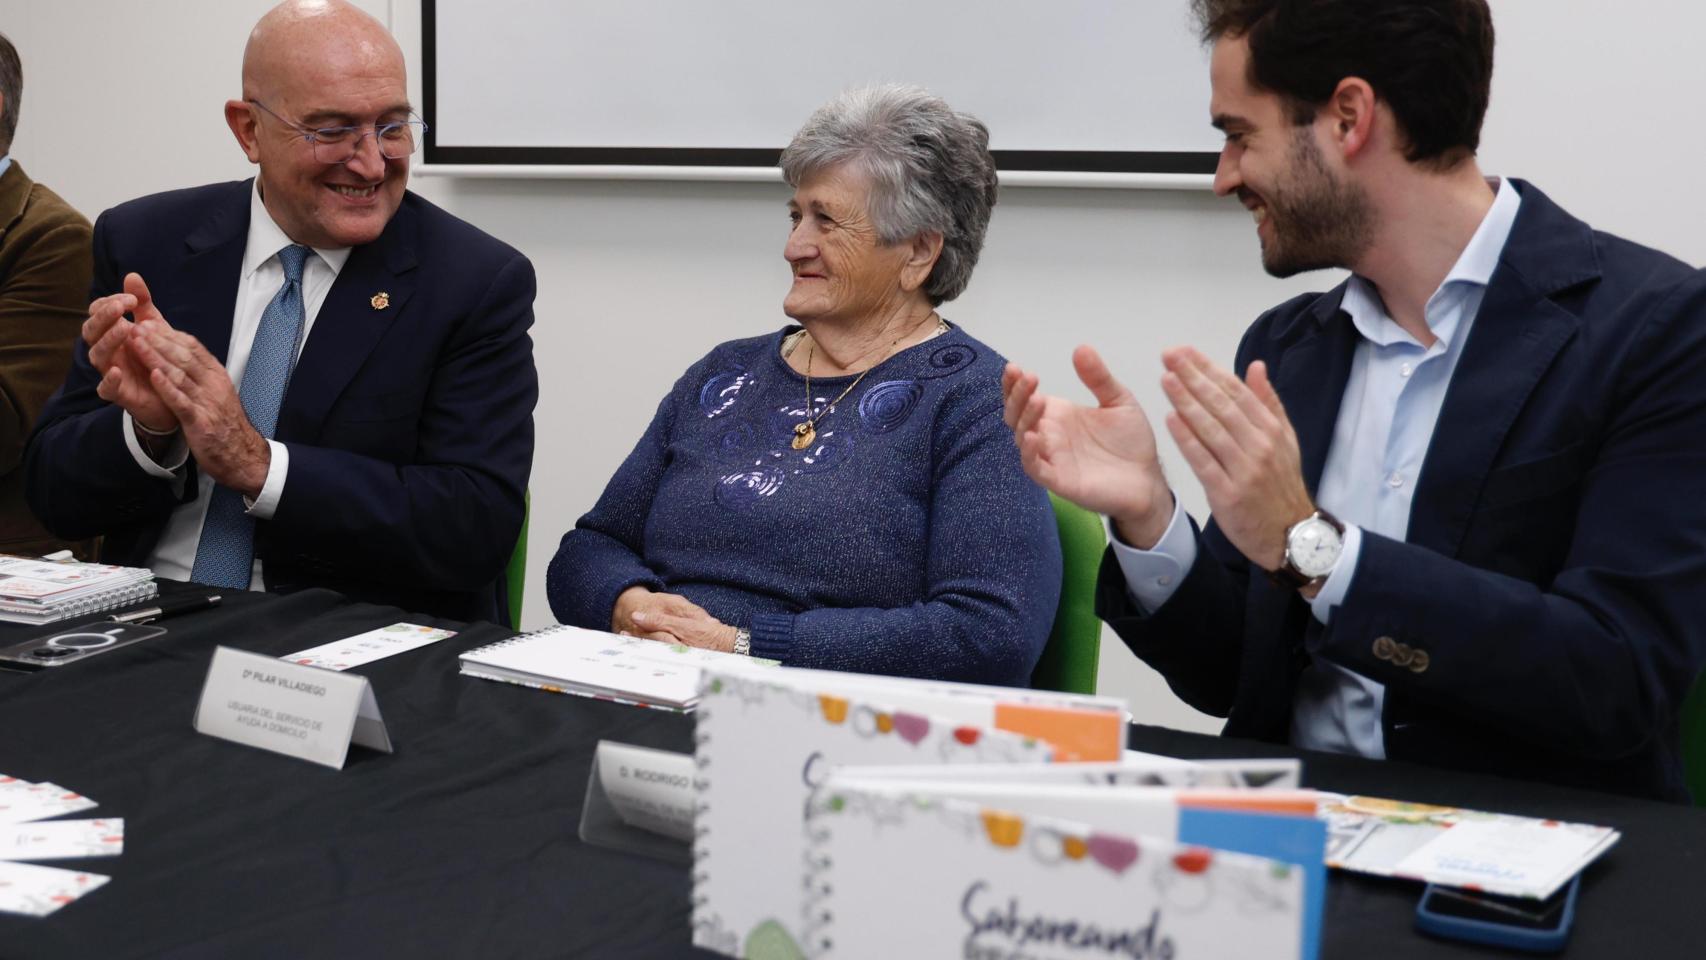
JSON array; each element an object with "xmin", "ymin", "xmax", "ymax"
[
  {"xmin": 85, "ymin": 273, "xmax": 178, "ymax": 433},
  {"xmin": 1159, "ymin": 346, "xmax": 1315, "ymax": 571},
  {"xmin": 128, "ymin": 325, "xmax": 271, "ymax": 499},
  {"xmin": 1002, "ymin": 345, "xmax": 1173, "ymax": 548},
  {"xmin": 612, "ymin": 586, "xmax": 739, "ymax": 653}
]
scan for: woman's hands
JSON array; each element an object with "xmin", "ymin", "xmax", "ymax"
[{"xmin": 611, "ymin": 586, "xmax": 739, "ymax": 653}]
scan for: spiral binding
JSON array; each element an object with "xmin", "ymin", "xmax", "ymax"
[
  {"xmin": 801, "ymin": 798, "xmax": 837, "ymax": 958},
  {"xmin": 690, "ymin": 698, "xmax": 731, "ymax": 952},
  {"xmin": 459, "ymin": 623, "xmax": 572, "ymax": 658},
  {"xmin": 0, "ymin": 579, "xmax": 158, "ymax": 624}
]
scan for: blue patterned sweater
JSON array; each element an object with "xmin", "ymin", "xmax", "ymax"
[{"xmin": 545, "ymin": 324, "xmax": 1061, "ymax": 686}]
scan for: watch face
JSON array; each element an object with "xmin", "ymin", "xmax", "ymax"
[{"xmin": 1287, "ymin": 517, "xmax": 1344, "ymax": 578}]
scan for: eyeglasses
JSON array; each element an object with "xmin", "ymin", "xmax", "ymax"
[{"xmin": 247, "ymin": 99, "xmax": 427, "ymax": 164}]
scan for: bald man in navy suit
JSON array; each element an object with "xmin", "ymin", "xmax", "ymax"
[{"xmin": 25, "ymin": 0, "xmax": 536, "ymax": 622}]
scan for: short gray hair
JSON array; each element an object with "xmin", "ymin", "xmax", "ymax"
[
  {"xmin": 780, "ymin": 84, "xmax": 998, "ymax": 305},
  {"xmin": 0, "ymin": 33, "xmax": 19, "ymax": 156}
]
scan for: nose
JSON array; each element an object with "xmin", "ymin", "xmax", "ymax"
[
  {"xmin": 784, "ymin": 224, "xmax": 816, "ymax": 265},
  {"xmin": 1211, "ymin": 144, "xmax": 1241, "ymax": 198},
  {"xmin": 343, "ymin": 133, "xmax": 388, "ymax": 181}
]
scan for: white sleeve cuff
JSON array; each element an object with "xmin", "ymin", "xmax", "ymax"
[
  {"xmin": 1108, "ymin": 496, "xmax": 1196, "ymax": 614},
  {"xmin": 121, "ymin": 410, "xmax": 188, "ymax": 478},
  {"xmin": 243, "ymin": 441, "xmax": 289, "ymax": 519},
  {"xmin": 1308, "ymin": 523, "xmax": 1363, "ymax": 624}
]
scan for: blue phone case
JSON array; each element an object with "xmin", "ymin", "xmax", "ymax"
[{"xmin": 1414, "ymin": 875, "xmax": 1579, "ymax": 953}]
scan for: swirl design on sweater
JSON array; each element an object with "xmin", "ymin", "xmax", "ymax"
[
  {"xmin": 714, "ymin": 465, "xmax": 786, "ymax": 510},
  {"xmin": 790, "ymin": 428, "xmax": 854, "ymax": 475},
  {"xmin": 858, "ymin": 380, "xmax": 924, "ymax": 434},
  {"xmin": 716, "ymin": 422, "xmax": 761, "ymax": 455},
  {"xmin": 918, "ymin": 342, "xmax": 977, "ymax": 379},
  {"xmin": 697, "ymin": 368, "xmax": 753, "ymax": 418}
]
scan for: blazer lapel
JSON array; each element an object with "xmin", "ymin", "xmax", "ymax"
[
  {"xmin": 278, "ymin": 199, "xmax": 419, "ymax": 441},
  {"xmin": 0, "ymin": 162, "xmax": 30, "ymax": 242},
  {"xmin": 174, "ymin": 185, "xmax": 250, "ymax": 366},
  {"xmin": 1270, "ymin": 289, "xmax": 1361, "ymax": 496},
  {"xmin": 1408, "ymin": 181, "xmax": 1594, "ymax": 557}
]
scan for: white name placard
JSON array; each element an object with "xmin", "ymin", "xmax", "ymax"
[
  {"xmin": 595, "ymin": 741, "xmax": 697, "ymax": 843},
  {"xmin": 193, "ymin": 646, "xmax": 393, "ymax": 769}
]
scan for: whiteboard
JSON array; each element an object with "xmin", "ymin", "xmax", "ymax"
[{"xmin": 421, "ymin": 0, "xmax": 1221, "ymax": 180}]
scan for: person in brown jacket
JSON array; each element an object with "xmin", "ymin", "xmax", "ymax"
[{"xmin": 0, "ymin": 31, "xmax": 95, "ymax": 558}]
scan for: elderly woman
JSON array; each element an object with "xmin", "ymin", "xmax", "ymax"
[{"xmin": 545, "ymin": 85, "xmax": 1060, "ymax": 685}]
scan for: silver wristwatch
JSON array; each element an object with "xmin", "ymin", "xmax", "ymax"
[
  {"xmin": 732, "ymin": 627, "xmax": 752, "ymax": 657},
  {"xmin": 1271, "ymin": 508, "xmax": 1346, "ymax": 590}
]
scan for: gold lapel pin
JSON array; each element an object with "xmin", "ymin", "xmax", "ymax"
[{"xmin": 370, "ymin": 292, "xmax": 391, "ymax": 310}]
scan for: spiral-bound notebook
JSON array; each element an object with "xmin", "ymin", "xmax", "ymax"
[
  {"xmin": 0, "ymin": 556, "xmax": 157, "ymax": 625},
  {"xmin": 457, "ymin": 623, "xmax": 767, "ymax": 712},
  {"xmin": 805, "ymin": 777, "xmax": 1323, "ymax": 959},
  {"xmin": 691, "ymin": 665, "xmax": 1064, "ymax": 958}
]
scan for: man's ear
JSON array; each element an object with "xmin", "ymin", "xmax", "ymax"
[
  {"xmin": 898, "ymin": 231, "xmax": 945, "ymax": 294},
  {"xmin": 1325, "ymin": 77, "xmax": 1376, "ymax": 160},
  {"xmin": 225, "ymin": 100, "xmax": 262, "ymax": 164}
]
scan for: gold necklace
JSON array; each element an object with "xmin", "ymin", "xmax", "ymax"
[{"xmin": 792, "ymin": 313, "xmax": 943, "ymax": 450}]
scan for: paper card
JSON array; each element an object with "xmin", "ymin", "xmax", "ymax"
[
  {"xmin": 1320, "ymin": 795, "xmax": 1620, "ymax": 899},
  {"xmin": 806, "ymin": 784, "xmax": 1313, "ymax": 960},
  {"xmin": 593, "ymin": 741, "xmax": 696, "ymax": 843},
  {"xmin": 1391, "ymin": 819, "xmax": 1610, "ymax": 896},
  {"xmin": 0, "ymin": 818, "xmax": 123, "ymax": 861},
  {"xmin": 716, "ymin": 659, "xmax": 1128, "ymax": 761},
  {"xmin": 838, "ymin": 758, "xmax": 1304, "ymax": 791},
  {"xmin": 0, "ymin": 860, "xmax": 110, "ymax": 916},
  {"xmin": 282, "ymin": 623, "xmax": 456, "ymax": 671},
  {"xmin": 0, "ymin": 783, "xmax": 97, "ymax": 824},
  {"xmin": 825, "ymin": 772, "xmax": 1328, "ymax": 959},
  {"xmin": 691, "ymin": 667, "xmax": 1054, "ymax": 958},
  {"xmin": 193, "ymin": 646, "xmax": 394, "ymax": 769}
]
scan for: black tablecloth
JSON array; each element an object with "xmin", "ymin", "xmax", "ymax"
[{"xmin": 0, "ymin": 588, "xmax": 1700, "ymax": 958}]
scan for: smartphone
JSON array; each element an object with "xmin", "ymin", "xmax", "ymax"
[
  {"xmin": 1414, "ymin": 875, "xmax": 1579, "ymax": 953},
  {"xmin": 0, "ymin": 623, "xmax": 167, "ymax": 671}
]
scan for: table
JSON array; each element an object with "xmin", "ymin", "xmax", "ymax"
[{"xmin": 0, "ymin": 588, "xmax": 1700, "ymax": 958}]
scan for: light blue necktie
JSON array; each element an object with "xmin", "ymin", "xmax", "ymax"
[{"xmin": 190, "ymin": 244, "xmax": 311, "ymax": 589}]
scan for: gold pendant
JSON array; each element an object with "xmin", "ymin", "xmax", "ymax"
[{"xmin": 791, "ymin": 421, "xmax": 816, "ymax": 450}]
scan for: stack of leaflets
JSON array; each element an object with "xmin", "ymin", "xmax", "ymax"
[
  {"xmin": 1319, "ymin": 795, "xmax": 1620, "ymax": 900},
  {"xmin": 0, "ymin": 773, "xmax": 122, "ymax": 917},
  {"xmin": 0, "ymin": 556, "xmax": 156, "ymax": 625}
]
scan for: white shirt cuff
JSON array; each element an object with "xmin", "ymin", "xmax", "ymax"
[
  {"xmin": 1108, "ymin": 496, "xmax": 1196, "ymax": 614},
  {"xmin": 243, "ymin": 440, "xmax": 288, "ymax": 519},
  {"xmin": 121, "ymin": 410, "xmax": 187, "ymax": 478},
  {"xmin": 1308, "ymin": 523, "xmax": 1363, "ymax": 624}
]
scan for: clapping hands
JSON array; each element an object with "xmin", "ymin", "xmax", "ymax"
[{"xmin": 1003, "ymin": 343, "xmax": 1315, "ymax": 573}]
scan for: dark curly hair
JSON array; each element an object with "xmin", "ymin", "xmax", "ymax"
[{"xmin": 1192, "ymin": 0, "xmax": 1494, "ymax": 168}]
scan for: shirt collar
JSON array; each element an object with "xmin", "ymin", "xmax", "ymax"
[
  {"xmin": 1341, "ymin": 176, "xmax": 1522, "ymax": 347},
  {"xmin": 0, "ymin": 155, "xmax": 12, "ymax": 182},
  {"xmin": 241, "ymin": 178, "xmax": 354, "ymax": 279}
]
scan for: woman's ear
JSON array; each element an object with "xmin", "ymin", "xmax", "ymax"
[{"xmin": 898, "ymin": 231, "xmax": 945, "ymax": 294}]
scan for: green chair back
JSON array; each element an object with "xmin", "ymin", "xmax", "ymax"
[
  {"xmin": 504, "ymin": 490, "xmax": 531, "ymax": 630},
  {"xmin": 1683, "ymin": 669, "xmax": 1706, "ymax": 806},
  {"xmin": 1030, "ymin": 493, "xmax": 1105, "ymax": 694}
]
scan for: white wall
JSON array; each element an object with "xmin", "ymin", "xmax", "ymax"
[{"xmin": 8, "ymin": 1, "xmax": 1702, "ymax": 737}]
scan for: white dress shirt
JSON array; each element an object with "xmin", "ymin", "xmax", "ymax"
[
  {"xmin": 1112, "ymin": 177, "xmax": 1522, "ymax": 758},
  {"xmin": 122, "ymin": 181, "xmax": 351, "ymax": 588}
]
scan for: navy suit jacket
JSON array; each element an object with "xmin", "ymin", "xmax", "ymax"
[
  {"xmin": 1098, "ymin": 181, "xmax": 1706, "ymax": 801},
  {"xmin": 24, "ymin": 180, "xmax": 538, "ymax": 622}
]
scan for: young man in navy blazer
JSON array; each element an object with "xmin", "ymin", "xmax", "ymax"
[
  {"xmin": 25, "ymin": 0, "xmax": 537, "ymax": 623},
  {"xmin": 1004, "ymin": 0, "xmax": 1706, "ymax": 801}
]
